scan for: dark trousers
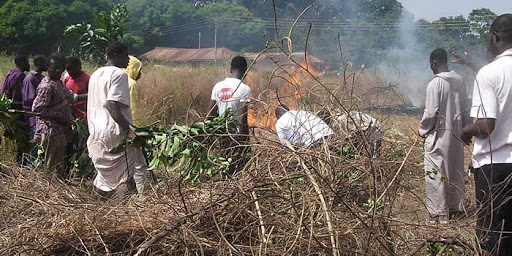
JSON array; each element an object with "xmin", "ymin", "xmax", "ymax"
[{"xmin": 474, "ymin": 163, "xmax": 512, "ymax": 255}]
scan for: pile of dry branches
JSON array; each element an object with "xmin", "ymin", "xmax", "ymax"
[{"xmin": 0, "ymin": 124, "xmax": 476, "ymax": 255}]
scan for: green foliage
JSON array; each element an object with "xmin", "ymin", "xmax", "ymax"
[
  {"xmin": 0, "ymin": 0, "xmax": 499, "ymax": 67},
  {"xmin": 64, "ymin": 3, "xmax": 129, "ymax": 63},
  {"xmin": 385, "ymin": 149, "xmax": 404, "ymax": 161},
  {"xmin": 0, "ymin": 0, "xmax": 109, "ymax": 54},
  {"xmin": 111, "ymin": 110, "xmax": 239, "ymax": 182},
  {"xmin": 427, "ymin": 241, "xmax": 454, "ymax": 255},
  {"xmin": 362, "ymin": 197, "xmax": 384, "ymax": 214},
  {"xmin": 468, "ymin": 8, "xmax": 498, "ymax": 46},
  {"xmin": 425, "ymin": 169, "xmax": 439, "ymax": 180},
  {"xmin": 0, "ymin": 93, "xmax": 32, "ymax": 153},
  {"xmin": 125, "ymin": 0, "xmax": 196, "ymax": 53},
  {"xmin": 69, "ymin": 119, "xmax": 95, "ymax": 179}
]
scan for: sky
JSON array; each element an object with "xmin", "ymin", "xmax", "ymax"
[{"xmin": 398, "ymin": 0, "xmax": 512, "ymax": 21}]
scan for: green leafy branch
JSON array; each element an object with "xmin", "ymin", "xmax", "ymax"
[
  {"xmin": 64, "ymin": 3, "xmax": 129, "ymax": 63},
  {"xmin": 110, "ymin": 110, "xmax": 239, "ymax": 182},
  {"xmin": 0, "ymin": 93, "xmax": 32, "ymax": 152}
]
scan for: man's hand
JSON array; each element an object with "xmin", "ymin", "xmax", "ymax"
[
  {"xmin": 451, "ymin": 52, "xmax": 468, "ymax": 65},
  {"xmin": 460, "ymin": 118, "xmax": 495, "ymax": 145},
  {"xmin": 128, "ymin": 129, "xmax": 136, "ymax": 139},
  {"xmin": 105, "ymin": 100, "xmax": 132, "ymax": 136},
  {"xmin": 460, "ymin": 125, "xmax": 473, "ymax": 145}
]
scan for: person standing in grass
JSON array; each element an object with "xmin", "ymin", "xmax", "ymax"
[
  {"xmin": 419, "ymin": 48, "xmax": 471, "ymax": 224},
  {"xmin": 208, "ymin": 56, "xmax": 251, "ymax": 175},
  {"xmin": 21, "ymin": 55, "xmax": 47, "ymax": 164},
  {"xmin": 2, "ymin": 54, "xmax": 30, "ymax": 163},
  {"xmin": 32, "ymin": 53, "xmax": 73, "ymax": 178},
  {"xmin": 460, "ymin": 14, "xmax": 512, "ymax": 255},
  {"xmin": 64, "ymin": 57, "xmax": 89, "ymax": 120},
  {"xmin": 2, "ymin": 55, "xmax": 30, "ymax": 110},
  {"xmin": 87, "ymin": 42, "xmax": 146, "ymax": 202},
  {"xmin": 124, "ymin": 55, "xmax": 143, "ymax": 127},
  {"xmin": 123, "ymin": 55, "xmax": 146, "ymax": 193}
]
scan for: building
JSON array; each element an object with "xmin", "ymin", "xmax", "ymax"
[
  {"xmin": 139, "ymin": 47, "xmax": 235, "ymax": 64},
  {"xmin": 244, "ymin": 52, "xmax": 325, "ymax": 73}
]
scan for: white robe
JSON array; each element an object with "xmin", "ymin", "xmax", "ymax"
[
  {"xmin": 418, "ymin": 71, "xmax": 471, "ymax": 216},
  {"xmin": 87, "ymin": 66, "xmax": 147, "ymax": 193}
]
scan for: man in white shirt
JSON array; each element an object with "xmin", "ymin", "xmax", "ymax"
[
  {"xmin": 209, "ymin": 56, "xmax": 251, "ymax": 137},
  {"xmin": 87, "ymin": 42, "xmax": 147, "ymax": 202},
  {"xmin": 209, "ymin": 56, "xmax": 251, "ymax": 174},
  {"xmin": 460, "ymin": 14, "xmax": 512, "ymax": 255},
  {"xmin": 275, "ymin": 105, "xmax": 334, "ymax": 148}
]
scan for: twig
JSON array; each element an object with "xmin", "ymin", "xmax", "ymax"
[
  {"xmin": 251, "ymin": 190, "xmax": 267, "ymax": 244},
  {"xmin": 376, "ymin": 138, "xmax": 418, "ymax": 203},
  {"xmin": 134, "ymin": 177, "xmax": 304, "ymax": 255},
  {"xmin": 284, "ymin": 140, "xmax": 338, "ymax": 256}
]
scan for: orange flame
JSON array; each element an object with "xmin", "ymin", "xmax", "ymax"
[{"xmin": 248, "ymin": 57, "xmax": 323, "ymax": 130}]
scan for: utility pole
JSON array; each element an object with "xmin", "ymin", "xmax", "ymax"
[
  {"xmin": 214, "ymin": 19, "xmax": 217, "ymax": 63},
  {"xmin": 198, "ymin": 32, "xmax": 201, "ymax": 49}
]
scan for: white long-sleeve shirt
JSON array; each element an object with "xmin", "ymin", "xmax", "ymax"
[{"xmin": 275, "ymin": 110, "xmax": 333, "ymax": 147}]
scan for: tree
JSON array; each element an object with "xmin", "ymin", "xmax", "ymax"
[
  {"xmin": 0, "ymin": 0, "xmax": 109, "ymax": 55},
  {"xmin": 64, "ymin": 3, "xmax": 130, "ymax": 63},
  {"xmin": 468, "ymin": 8, "xmax": 497, "ymax": 47},
  {"xmin": 195, "ymin": 2, "xmax": 265, "ymax": 51},
  {"xmin": 125, "ymin": 0, "xmax": 196, "ymax": 53}
]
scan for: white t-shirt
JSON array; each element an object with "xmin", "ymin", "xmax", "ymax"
[
  {"xmin": 87, "ymin": 66, "xmax": 135, "ymax": 191},
  {"xmin": 470, "ymin": 48, "xmax": 512, "ymax": 168},
  {"xmin": 275, "ymin": 110, "xmax": 334, "ymax": 147},
  {"xmin": 210, "ymin": 77, "xmax": 251, "ymax": 120}
]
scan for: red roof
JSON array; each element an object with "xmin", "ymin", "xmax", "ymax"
[{"xmin": 139, "ymin": 47, "xmax": 235, "ymax": 62}]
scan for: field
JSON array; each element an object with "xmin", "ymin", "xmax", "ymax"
[{"xmin": 0, "ymin": 54, "xmax": 479, "ymax": 255}]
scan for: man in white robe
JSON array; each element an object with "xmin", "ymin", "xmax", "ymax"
[
  {"xmin": 418, "ymin": 48, "xmax": 471, "ymax": 224},
  {"xmin": 87, "ymin": 42, "xmax": 147, "ymax": 202}
]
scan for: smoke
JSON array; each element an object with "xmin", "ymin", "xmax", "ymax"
[{"xmin": 377, "ymin": 13, "xmax": 432, "ymax": 107}]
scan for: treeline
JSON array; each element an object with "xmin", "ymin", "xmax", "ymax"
[{"xmin": 0, "ymin": 0, "xmax": 497, "ymax": 68}]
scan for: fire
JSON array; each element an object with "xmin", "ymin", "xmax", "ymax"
[{"xmin": 248, "ymin": 56, "xmax": 323, "ymax": 131}]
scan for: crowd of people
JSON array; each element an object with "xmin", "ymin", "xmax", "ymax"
[
  {"xmin": 1, "ymin": 13, "xmax": 511, "ymax": 256},
  {"xmin": 1, "ymin": 42, "xmax": 146, "ymax": 203}
]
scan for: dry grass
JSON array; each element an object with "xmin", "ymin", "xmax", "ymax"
[
  {"xmin": 0, "ymin": 52, "xmax": 480, "ymax": 255},
  {"xmin": 0, "ymin": 114, "xmax": 478, "ymax": 255}
]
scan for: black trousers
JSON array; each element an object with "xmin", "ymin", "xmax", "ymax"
[{"xmin": 474, "ymin": 163, "xmax": 512, "ymax": 255}]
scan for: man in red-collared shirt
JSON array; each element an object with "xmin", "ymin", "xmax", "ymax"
[{"xmin": 64, "ymin": 57, "xmax": 89, "ymax": 119}]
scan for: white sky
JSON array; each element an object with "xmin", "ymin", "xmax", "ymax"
[{"xmin": 398, "ymin": 0, "xmax": 512, "ymax": 21}]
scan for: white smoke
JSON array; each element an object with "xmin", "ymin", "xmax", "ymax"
[{"xmin": 377, "ymin": 13, "xmax": 432, "ymax": 107}]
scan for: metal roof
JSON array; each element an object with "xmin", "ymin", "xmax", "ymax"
[
  {"xmin": 244, "ymin": 52, "xmax": 324, "ymax": 65},
  {"xmin": 244, "ymin": 52, "xmax": 324, "ymax": 71},
  {"xmin": 139, "ymin": 47, "xmax": 235, "ymax": 62}
]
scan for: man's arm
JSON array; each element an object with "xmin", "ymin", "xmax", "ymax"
[
  {"xmin": 418, "ymin": 80, "xmax": 440, "ymax": 137},
  {"xmin": 22, "ymin": 77, "xmax": 36, "ymax": 110},
  {"xmin": 207, "ymin": 99, "xmax": 218, "ymax": 120},
  {"xmin": 452, "ymin": 52, "xmax": 480, "ymax": 73},
  {"xmin": 238, "ymin": 103, "xmax": 249, "ymax": 139},
  {"xmin": 460, "ymin": 118, "xmax": 495, "ymax": 145},
  {"xmin": 105, "ymin": 100, "xmax": 132, "ymax": 137},
  {"xmin": 75, "ymin": 93, "xmax": 88, "ymax": 102}
]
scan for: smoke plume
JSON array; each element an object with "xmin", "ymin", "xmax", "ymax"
[{"xmin": 377, "ymin": 13, "xmax": 432, "ymax": 107}]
